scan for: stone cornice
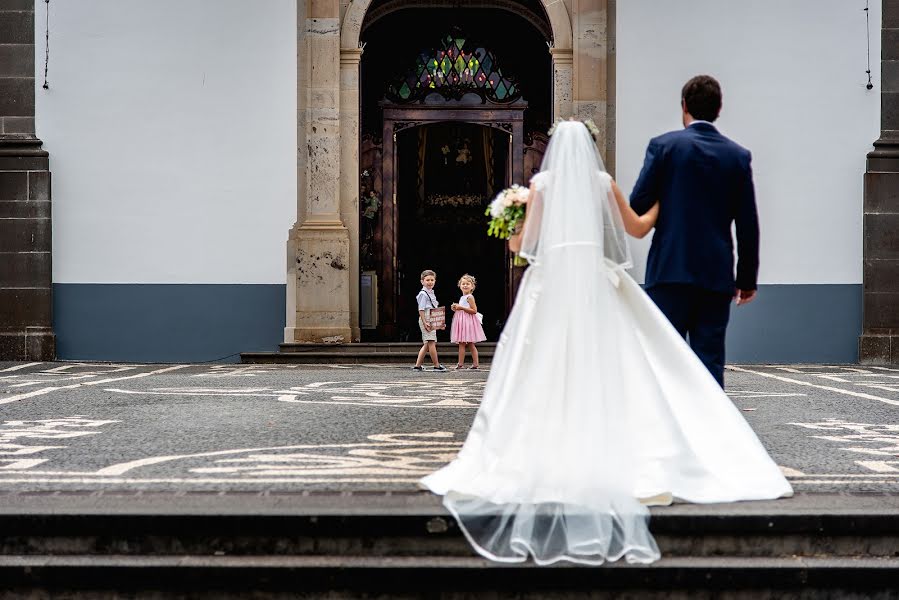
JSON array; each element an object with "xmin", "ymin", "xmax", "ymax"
[{"xmin": 0, "ymin": 136, "xmax": 48, "ymax": 157}]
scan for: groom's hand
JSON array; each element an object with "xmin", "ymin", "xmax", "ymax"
[{"xmin": 735, "ymin": 289, "xmax": 757, "ymax": 306}]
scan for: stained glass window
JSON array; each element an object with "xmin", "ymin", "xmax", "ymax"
[{"xmin": 388, "ymin": 33, "xmax": 520, "ymax": 104}]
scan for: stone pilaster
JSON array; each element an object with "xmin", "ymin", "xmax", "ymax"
[
  {"xmin": 0, "ymin": 1, "xmax": 54, "ymax": 360},
  {"xmin": 572, "ymin": 0, "xmax": 615, "ymax": 174},
  {"xmin": 550, "ymin": 48, "xmax": 573, "ymax": 120},
  {"xmin": 860, "ymin": 0, "xmax": 899, "ymax": 364},
  {"xmin": 340, "ymin": 48, "xmax": 362, "ymax": 342},
  {"xmin": 286, "ymin": 0, "xmax": 353, "ymax": 344}
]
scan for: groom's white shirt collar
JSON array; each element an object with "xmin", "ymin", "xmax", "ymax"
[{"xmin": 688, "ymin": 120, "xmax": 714, "ymax": 127}]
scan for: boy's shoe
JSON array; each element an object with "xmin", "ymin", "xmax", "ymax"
[
  {"xmin": 411, "ymin": 365, "xmax": 424, "ymax": 371},
  {"xmin": 432, "ymin": 365, "xmax": 447, "ymax": 372}
]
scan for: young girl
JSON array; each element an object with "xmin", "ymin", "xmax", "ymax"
[{"xmin": 449, "ymin": 274, "xmax": 487, "ymax": 369}]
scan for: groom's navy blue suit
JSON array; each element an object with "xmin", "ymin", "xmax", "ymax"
[{"xmin": 631, "ymin": 121, "xmax": 759, "ymax": 387}]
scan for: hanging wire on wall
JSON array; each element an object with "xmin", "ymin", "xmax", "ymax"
[
  {"xmin": 42, "ymin": 0, "xmax": 50, "ymax": 89},
  {"xmin": 864, "ymin": 0, "xmax": 874, "ymax": 90}
]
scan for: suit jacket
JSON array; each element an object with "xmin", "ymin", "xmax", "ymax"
[{"xmin": 630, "ymin": 122, "xmax": 759, "ymax": 295}]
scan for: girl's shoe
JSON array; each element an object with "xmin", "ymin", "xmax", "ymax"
[
  {"xmin": 469, "ymin": 365, "xmax": 480, "ymax": 370},
  {"xmin": 432, "ymin": 365, "xmax": 447, "ymax": 372},
  {"xmin": 454, "ymin": 364, "xmax": 465, "ymax": 370},
  {"xmin": 411, "ymin": 365, "xmax": 424, "ymax": 371}
]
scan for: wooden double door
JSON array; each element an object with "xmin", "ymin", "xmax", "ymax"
[{"xmin": 368, "ymin": 102, "xmax": 528, "ymax": 341}]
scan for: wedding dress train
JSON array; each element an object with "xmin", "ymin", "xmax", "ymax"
[{"xmin": 420, "ymin": 122, "xmax": 792, "ymax": 566}]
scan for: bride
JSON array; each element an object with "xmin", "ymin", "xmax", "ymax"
[{"xmin": 420, "ymin": 120, "xmax": 792, "ymax": 566}]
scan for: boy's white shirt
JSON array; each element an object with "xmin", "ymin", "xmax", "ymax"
[{"xmin": 418, "ymin": 287, "xmax": 438, "ymax": 306}]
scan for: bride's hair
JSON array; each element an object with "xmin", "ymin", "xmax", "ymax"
[
  {"xmin": 458, "ymin": 274, "xmax": 477, "ymax": 290},
  {"xmin": 548, "ymin": 118, "xmax": 600, "ymax": 141}
]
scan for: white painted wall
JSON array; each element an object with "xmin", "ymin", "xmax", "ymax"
[
  {"xmin": 36, "ymin": 0, "xmax": 297, "ymax": 284},
  {"xmin": 616, "ymin": 0, "xmax": 881, "ymax": 284}
]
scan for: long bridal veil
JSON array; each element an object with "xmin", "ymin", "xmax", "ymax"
[{"xmin": 420, "ymin": 121, "xmax": 661, "ymax": 565}]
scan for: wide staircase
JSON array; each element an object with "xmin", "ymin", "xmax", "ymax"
[
  {"xmin": 2, "ymin": 491, "xmax": 898, "ymax": 598},
  {"xmin": 241, "ymin": 343, "xmax": 498, "ymax": 365}
]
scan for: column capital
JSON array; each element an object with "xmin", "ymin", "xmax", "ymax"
[
  {"xmin": 339, "ymin": 47, "xmax": 363, "ymax": 65},
  {"xmin": 549, "ymin": 48, "xmax": 573, "ymax": 64}
]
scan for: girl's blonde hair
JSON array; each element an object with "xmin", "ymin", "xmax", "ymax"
[{"xmin": 458, "ymin": 274, "xmax": 477, "ymax": 290}]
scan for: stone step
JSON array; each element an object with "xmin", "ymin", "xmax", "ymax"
[
  {"xmin": 2, "ymin": 493, "xmax": 899, "ymax": 559},
  {"xmin": 2, "ymin": 555, "xmax": 898, "ymax": 598},
  {"xmin": 242, "ymin": 343, "xmax": 497, "ymax": 364},
  {"xmin": 241, "ymin": 351, "xmax": 495, "ymax": 364},
  {"xmin": 3, "ymin": 492, "xmax": 898, "ymax": 597},
  {"xmin": 279, "ymin": 343, "xmax": 499, "ymax": 354}
]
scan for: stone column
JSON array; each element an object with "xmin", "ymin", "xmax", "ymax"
[
  {"xmin": 0, "ymin": 1, "xmax": 54, "ymax": 360},
  {"xmin": 860, "ymin": 0, "xmax": 899, "ymax": 364},
  {"xmin": 550, "ymin": 48, "xmax": 573, "ymax": 120},
  {"xmin": 340, "ymin": 48, "xmax": 362, "ymax": 342},
  {"xmin": 572, "ymin": 0, "xmax": 615, "ymax": 174},
  {"xmin": 286, "ymin": 0, "xmax": 353, "ymax": 344}
]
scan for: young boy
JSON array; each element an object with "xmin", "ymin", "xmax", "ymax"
[{"xmin": 412, "ymin": 269, "xmax": 446, "ymax": 372}]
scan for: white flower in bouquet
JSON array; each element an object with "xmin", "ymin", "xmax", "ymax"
[{"xmin": 485, "ymin": 184, "xmax": 529, "ymax": 240}]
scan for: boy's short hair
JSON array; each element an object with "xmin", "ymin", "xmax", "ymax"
[{"xmin": 420, "ymin": 269, "xmax": 436, "ymax": 280}]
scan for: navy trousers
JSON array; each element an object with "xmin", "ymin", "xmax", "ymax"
[{"xmin": 647, "ymin": 284, "xmax": 732, "ymax": 388}]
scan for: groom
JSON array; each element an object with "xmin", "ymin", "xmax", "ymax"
[{"xmin": 630, "ymin": 75, "xmax": 759, "ymax": 388}]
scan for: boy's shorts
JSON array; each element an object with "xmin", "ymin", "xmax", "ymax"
[{"xmin": 419, "ymin": 314, "xmax": 437, "ymax": 342}]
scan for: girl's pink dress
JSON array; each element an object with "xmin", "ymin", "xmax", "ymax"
[{"xmin": 450, "ymin": 294, "xmax": 487, "ymax": 344}]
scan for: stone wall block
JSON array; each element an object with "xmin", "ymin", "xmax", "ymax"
[
  {"xmin": 544, "ymin": 0, "xmax": 573, "ymax": 49},
  {"xmin": 28, "ymin": 170, "xmax": 50, "ymax": 201},
  {"xmin": 865, "ymin": 259, "xmax": 899, "ymax": 293},
  {"xmin": 306, "ymin": 134, "xmax": 341, "ymax": 216},
  {"xmin": 0, "ymin": 171, "xmax": 27, "ymax": 200},
  {"xmin": 340, "ymin": 2, "xmax": 366, "ymax": 47},
  {"xmin": 883, "ymin": 92, "xmax": 899, "ymax": 132},
  {"xmin": 864, "ymin": 292, "xmax": 899, "ymax": 329},
  {"xmin": 0, "ymin": 1, "xmax": 35, "ymax": 12},
  {"xmin": 310, "ymin": 90, "xmax": 339, "ymax": 114},
  {"xmin": 287, "ymin": 226, "xmax": 352, "ymax": 343},
  {"xmin": 865, "ymin": 172, "xmax": 899, "ymax": 212},
  {"xmin": 884, "ymin": 0, "xmax": 899, "ymax": 27},
  {"xmin": 0, "ymin": 9, "xmax": 33, "ymax": 44},
  {"xmin": 0, "ymin": 251, "xmax": 50, "ymax": 287},
  {"xmin": 0, "ymin": 200, "xmax": 49, "ymax": 218},
  {"xmin": 0, "ymin": 44, "xmax": 33, "ymax": 78},
  {"xmin": 0, "ymin": 217, "xmax": 50, "ymax": 252},
  {"xmin": 0, "ymin": 77, "xmax": 34, "ymax": 117},
  {"xmin": 24, "ymin": 328, "xmax": 55, "ymax": 361},
  {"xmin": 859, "ymin": 333, "xmax": 891, "ymax": 364},
  {"xmin": 0, "ymin": 156, "xmax": 48, "ymax": 171},
  {"xmin": 865, "ymin": 213, "xmax": 899, "ymax": 259},
  {"xmin": 884, "ymin": 29, "xmax": 899, "ymax": 61},
  {"xmin": 309, "ymin": 1, "xmax": 339, "ymax": 20},
  {"xmin": 2, "ymin": 116, "xmax": 34, "ymax": 134},
  {"xmin": 884, "ymin": 60, "xmax": 899, "ymax": 93},
  {"xmin": 0, "ymin": 288, "xmax": 51, "ymax": 328}
]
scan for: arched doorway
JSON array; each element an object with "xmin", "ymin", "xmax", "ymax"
[
  {"xmin": 286, "ymin": 0, "xmax": 607, "ymax": 346},
  {"xmin": 358, "ymin": 7, "xmax": 551, "ymax": 340},
  {"xmin": 360, "ymin": 8, "xmax": 552, "ymax": 341}
]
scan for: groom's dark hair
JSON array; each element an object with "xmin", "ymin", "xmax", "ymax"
[{"xmin": 681, "ymin": 75, "xmax": 722, "ymax": 122}]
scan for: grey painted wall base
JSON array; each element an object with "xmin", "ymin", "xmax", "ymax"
[
  {"xmin": 53, "ymin": 283, "xmax": 861, "ymax": 364},
  {"xmin": 54, "ymin": 284, "xmax": 285, "ymax": 363},
  {"xmin": 724, "ymin": 284, "xmax": 860, "ymax": 364}
]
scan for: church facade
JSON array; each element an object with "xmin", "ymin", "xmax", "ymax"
[{"xmin": 1, "ymin": 0, "xmax": 895, "ymax": 363}]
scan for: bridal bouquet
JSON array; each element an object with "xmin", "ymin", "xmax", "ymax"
[{"xmin": 485, "ymin": 184, "xmax": 529, "ymax": 240}]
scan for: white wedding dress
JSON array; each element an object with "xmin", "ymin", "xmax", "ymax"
[{"xmin": 420, "ymin": 122, "xmax": 792, "ymax": 566}]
